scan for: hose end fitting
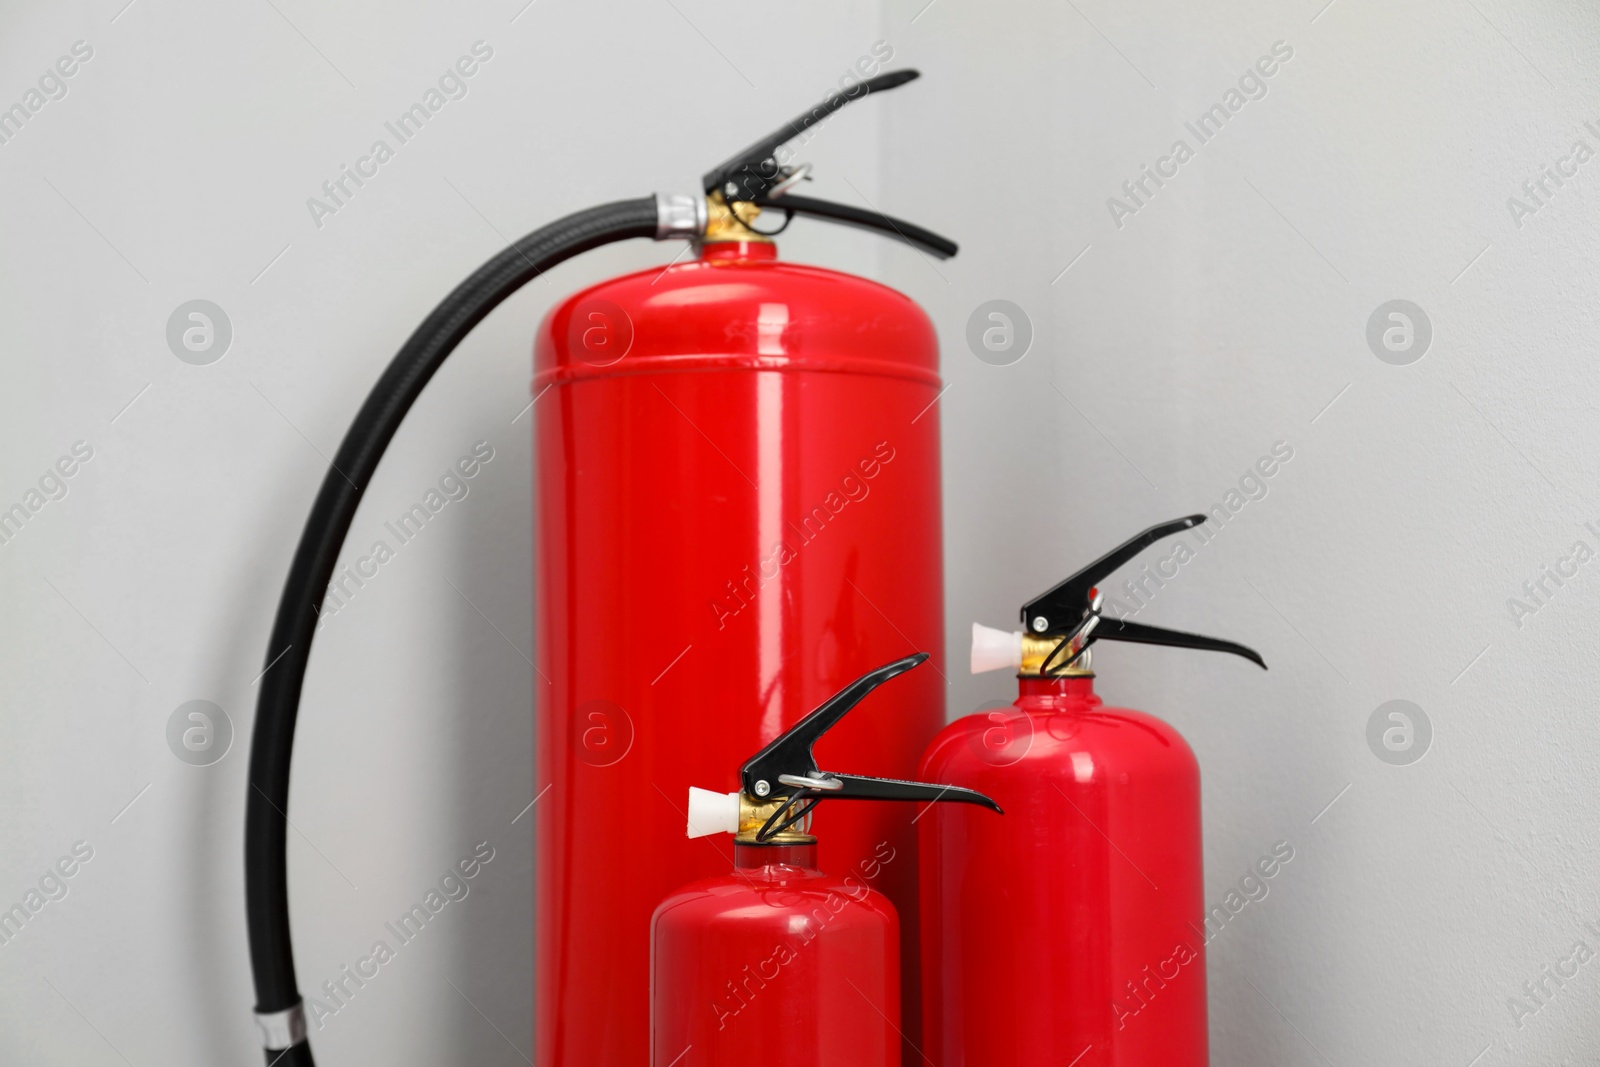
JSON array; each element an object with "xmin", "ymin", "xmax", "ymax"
[{"xmin": 654, "ymin": 192, "xmax": 707, "ymax": 240}]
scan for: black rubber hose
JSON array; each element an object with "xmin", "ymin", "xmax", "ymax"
[{"xmin": 245, "ymin": 196, "xmax": 659, "ymax": 1065}]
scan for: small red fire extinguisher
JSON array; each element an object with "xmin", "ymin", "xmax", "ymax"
[
  {"xmin": 917, "ymin": 516, "xmax": 1265, "ymax": 1067},
  {"xmin": 653, "ymin": 653, "xmax": 999, "ymax": 1067}
]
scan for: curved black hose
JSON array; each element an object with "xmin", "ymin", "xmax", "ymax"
[{"xmin": 244, "ymin": 197, "xmax": 659, "ymax": 1065}]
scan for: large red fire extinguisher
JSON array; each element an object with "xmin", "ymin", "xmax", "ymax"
[
  {"xmin": 242, "ymin": 72, "xmax": 958, "ymax": 1067},
  {"xmin": 653, "ymin": 653, "xmax": 999, "ymax": 1067},
  {"xmin": 917, "ymin": 516, "xmax": 1265, "ymax": 1067}
]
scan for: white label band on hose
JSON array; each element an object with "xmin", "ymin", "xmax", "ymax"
[{"xmin": 255, "ymin": 1001, "xmax": 306, "ymax": 1050}]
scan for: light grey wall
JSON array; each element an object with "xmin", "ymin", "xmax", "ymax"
[
  {"xmin": 0, "ymin": 0, "xmax": 1596, "ymax": 1063},
  {"xmin": 890, "ymin": 0, "xmax": 1600, "ymax": 1064}
]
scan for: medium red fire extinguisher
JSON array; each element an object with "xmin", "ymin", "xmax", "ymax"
[
  {"xmin": 917, "ymin": 516, "xmax": 1266, "ymax": 1067},
  {"xmin": 653, "ymin": 653, "xmax": 999, "ymax": 1067},
  {"xmin": 242, "ymin": 73, "xmax": 958, "ymax": 1067}
]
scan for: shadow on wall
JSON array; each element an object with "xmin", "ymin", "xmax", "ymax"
[
  {"xmin": 180, "ymin": 622, "xmax": 255, "ymax": 1063},
  {"xmin": 446, "ymin": 421, "xmax": 537, "ymax": 1062}
]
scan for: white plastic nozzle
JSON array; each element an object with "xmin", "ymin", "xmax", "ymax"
[
  {"xmin": 971, "ymin": 622, "xmax": 1024, "ymax": 674},
  {"xmin": 686, "ymin": 787, "xmax": 741, "ymax": 839}
]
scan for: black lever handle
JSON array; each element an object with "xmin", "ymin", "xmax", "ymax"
[
  {"xmin": 827, "ymin": 773, "xmax": 1000, "ymax": 809},
  {"xmin": 1081, "ymin": 618, "xmax": 1266, "ymax": 670},
  {"xmin": 1022, "ymin": 515, "xmax": 1203, "ymax": 635},
  {"xmin": 704, "ymin": 70, "xmax": 920, "ymax": 201},
  {"xmin": 741, "ymin": 653, "xmax": 926, "ymax": 799},
  {"xmin": 1018, "ymin": 514, "xmax": 1267, "ymax": 675},
  {"xmin": 753, "ymin": 193, "xmax": 958, "ymax": 259},
  {"xmin": 701, "ymin": 69, "xmax": 960, "ymax": 258},
  {"xmin": 739, "ymin": 653, "xmax": 1000, "ymax": 842}
]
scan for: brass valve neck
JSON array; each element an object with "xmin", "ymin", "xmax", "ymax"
[
  {"xmin": 734, "ymin": 792, "xmax": 815, "ymax": 845},
  {"xmin": 703, "ymin": 192, "xmax": 771, "ymax": 246},
  {"xmin": 1019, "ymin": 631, "xmax": 1095, "ymax": 678}
]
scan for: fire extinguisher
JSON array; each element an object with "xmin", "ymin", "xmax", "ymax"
[
  {"xmin": 654, "ymin": 653, "xmax": 999, "ymax": 1067},
  {"xmin": 917, "ymin": 516, "xmax": 1265, "ymax": 1067},
  {"xmin": 242, "ymin": 73, "xmax": 958, "ymax": 1066}
]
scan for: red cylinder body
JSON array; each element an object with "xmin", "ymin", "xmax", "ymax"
[
  {"xmin": 918, "ymin": 675, "xmax": 1208, "ymax": 1066},
  {"xmin": 535, "ymin": 241, "xmax": 945, "ymax": 1067},
  {"xmin": 651, "ymin": 841, "xmax": 901, "ymax": 1067}
]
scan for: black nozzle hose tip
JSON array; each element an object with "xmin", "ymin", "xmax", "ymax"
[
  {"xmin": 870, "ymin": 69, "xmax": 920, "ymax": 91},
  {"xmin": 265, "ymin": 1043, "xmax": 315, "ymax": 1067}
]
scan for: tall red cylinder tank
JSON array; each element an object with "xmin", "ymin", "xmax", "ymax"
[{"xmin": 534, "ymin": 239, "xmax": 945, "ymax": 1067}]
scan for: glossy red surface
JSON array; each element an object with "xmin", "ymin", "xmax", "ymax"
[
  {"xmin": 651, "ymin": 842, "xmax": 901, "ymax": 1067},
  {"xmin": 918, "ymin": 676, "xmax": 1208, "ymax": 1066},
  {"xmin": 535, "ymin": 241, "xmax": 945, "ymax": 1067}
]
